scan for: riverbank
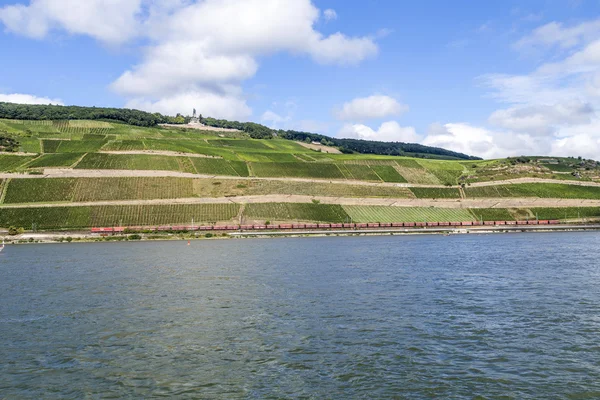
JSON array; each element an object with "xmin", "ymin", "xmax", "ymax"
[{"xmin": 2, "ymin": 223, "xmax": 600, "ymax": 244}]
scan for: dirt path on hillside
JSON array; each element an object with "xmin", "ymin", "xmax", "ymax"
[
  {"xmin": 99, "ymin": 150, "xmax": 219, "ymax": 158},
  {"xmin": 296, "ymin": 141, "xmax": 341, "ymax": 154},
  {"xmin": 0, "ymin": 169, "xmax": 599, "ymax": 189},
  {"xmin": 3, "ymin": 195, "xmax": 600, "ymax": 209},
  {"xmin": 159, "ymin": 123, "xmax": 242, "ymax": 133}
]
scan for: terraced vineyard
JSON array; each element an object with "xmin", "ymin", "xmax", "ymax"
[
  {"xmin": 244, "ymin": 203, "xmax": 349, "ymax": 222},
  {"xmin": 191, "ymin": 158, "xmax": 249, "ymax": 177},
  {"xmin": 342, "ymin": 206, "xmax": 475, "ymax": 223},
  {"xmin": 529, "ymin": 207, "xmax": 600, "ymax": 220},
  {"xmin": 0, "ymin": 155, "xmax": 36, "ymax": 171},
  {"xmin": 3, "ymin": 178, "xmax": 77, "ymax": 203},
  {"xmin": 410, "ymin": 187, "xmax": 461, "ymax": 199},
  {"xmin": 2, "ymin": 177, "xmax": 196, "ymax": 203},
  {"xmin": 251, "ymin": 162, "xmax": 346, "ymax": 179},
  {"xmin": 1, "ymin": 117, "xmax": 600, "ymax": 231},
  {"xmin": 469, "ymin": 208, "xmax": 515, "ymax": 222},
  {"xmin": 26, "ymin": 153, "xmax": 84, "ymax": 168},
  {"xmin": 465, "ymin": 184, "xmax": 600, "ymax": 199},
  {"xmin": 76, "ymin": 153, "xmax": 196, "ymax": 173},
  {"xmin": 0, "ymin": 204, "xmax": 240, "ymax": 229}
]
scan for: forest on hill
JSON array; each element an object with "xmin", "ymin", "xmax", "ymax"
[{"xmin": 0, "ymin": 102, "xmax": 479, "ymax": 160}]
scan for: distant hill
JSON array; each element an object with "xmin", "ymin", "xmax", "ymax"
[{"xmin": 0, "ymin": 102, "xmax": 479, "ymax": 160}]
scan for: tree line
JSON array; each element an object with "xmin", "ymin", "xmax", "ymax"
[
  {"xmin": 0, "ymin": 102, "xmax": 185, "ymax": 127},
  {"xmin": 0, "ymin": 102, "xmax": 479, "ymax": 159}
]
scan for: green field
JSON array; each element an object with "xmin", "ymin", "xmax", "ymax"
[
  {"xmin": 342, "ymin": 206, "xmax": 475, "ymax": 223},
  {"xmin": 244, "ymin": 203, "xmax": 350, "ymax": 222}
]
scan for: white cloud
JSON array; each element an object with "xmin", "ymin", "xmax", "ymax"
[
  {"xmin": 0, "ymin": 0, "xmax": 142, "ymax": 44},
  {"xmin": 120, "ymin": 0, "xmax": 377, "ymax": 120},
  {"xmin": 323, "ymin": 9, "xmax": 337, "ymax": 21},
  {"xmin": 422, "ymin": 123, "xmax": 544, "ymax": 159},
  {"xmin": 338, "ymin": 121, "xmax": 420, "ymax": 143},
  {"xmin": 125, "ymin": 89, "xmax": 251, "ymax": 121},
  {"xmin": 335, "ymin": 95, "xmax": 408, "ymax": 121},
  {"xmin": 488, "ymin": 101, "xmax": 595, "ymax": 135},
  {"xmin": 261, "ymin": 110, "xmax": 291, "ymax": 129},
  {"xmin": 514, "ymin": 19, "xmax": 600, "ymax": 51},
  {"xmin": 472, "ymin": 19, "xmax": 600, "ymax": 160},
  {"xmin": 1, "ymin": 0, "xmax": 378, "ymax": 121},
  {"xmin": 0, "ymin": 93, "xmax": 63, "ymax": 105}
]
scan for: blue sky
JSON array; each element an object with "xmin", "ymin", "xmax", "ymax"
[{"xmin": 1, "ymin": 0, "xmax": 600, "ymax": 159}]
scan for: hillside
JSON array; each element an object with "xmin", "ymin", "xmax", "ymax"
[
  {"xmin": 0, "ymin": 102, "xmax": 478, "ymax": 160},
  {"xmin": 1, "ymin": 118, "xmax": 600, "ymax": 232}
]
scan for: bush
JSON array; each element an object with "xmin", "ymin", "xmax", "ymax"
[
  {"xmin": 128, "ymin": 234, "xmax": 142, "ymax": 240},
  {"xmin": 205, "ymin": 233, "xmax": 213, "ymax": 238},
  {"xmin": 66, "ymin": 236, "xmax": 73, "ymax": 242},
  {"xmin": 7, "ymin": 226, "xmax": 24, "ymax": 235}
]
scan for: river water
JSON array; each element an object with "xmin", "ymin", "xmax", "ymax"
[{"xmin": 1, "ymin": 233, "xmax": 600, "ymax": 399}]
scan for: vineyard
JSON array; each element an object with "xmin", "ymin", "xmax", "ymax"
[
  {"xmin": 42, "ymin": 139, "xmax": 108, "ymax": 153},
  {"xmin": 88, "ymin": 204, "xmax": 240, "ymax": 226},
  {"xmin": 465, "ymin": 184, "xmax": 600, "ymax": 199},
  {"xmin": 416, "ymin": 160, "xmax": 466, "ymax": 185},
  {"xmin": 1, "ymin": 117, "xmax": 600, "ymax": 231},
  {"xmin": 342, "ymin": 206, "xmax": 475, "ymax": 223},
  {"xmin": 410, "ymin": 187, "xmax": 461, "ymax": 199},
  {"xmin": 190, "ymin": 158, "xmax": 249, "ymax": 177},
  {"xmin": 0, "ymin": 204, "xmax": 240, "ymax": 229},
  {"xmin": 529, "ymin": 207, "xmax": 600, "ymax": 220},
  {"xmin": 469, "ymin": 208, "xmax": 515, "ymax": 222},
  {"xmin": 251, "ymin": 162, "xmax": 346, "ymax": 179},
  {"xmin": 25, "ymin": 153, "xmax": 84, "ymax": 168},
  {"xmin": 75, "ymin": 153, "xmax": 195, "ymax": 173},
  {"xmin": 244, "ymin": 203, "xmax": 350, "ymax": 222},
  {"xmin": 0, "ymin": 155, "xmax": 36, "ymax": 171},
  {"xmin": 3, "ymin": 178, "xmax": 77, "ymax": 203}
]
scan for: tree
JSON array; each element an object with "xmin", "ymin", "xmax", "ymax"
[{"xmin": 8, "ymin": 226, "xmax": 24, "ymax": 235}]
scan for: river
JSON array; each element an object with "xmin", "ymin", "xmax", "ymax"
[{"xmin": 1, "ymin": 233, "xmax": 600, "ymax": 398}]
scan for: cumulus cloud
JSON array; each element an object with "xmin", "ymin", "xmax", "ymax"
[
  {"xmin": 125, "ymin": 89, "xmax": 251, "ymax": 120},
  {"xmin": 474, "ymin": 18, "xmax": 600, "ymax": 160},
  {"xmin": 334, "ymin": 95, "xmax": 408, "ymax": 121},
  {"xmin": 323, "ymin": 9, "xmax": 337, "ymax": 21},
  {"xmin": 488, "ymin": 101, "xmax": 595, "ymax": 136},
  {"xmin": 422, "ymin": 123, "xmax": 545, "ymax": 159},
  {"xmin": 0, "ymin": 93, "xmax": 63, "ymax": 105},
  {"xmin": 0, "ymin": 0, "xmax": 142, "ymax": 43},
  {"xmin": 1, "ymin": 0, "xmax": 378, "ymax": 120},
  {"xmin": 338, "ymin": 121, "xmax": 420, "ymax": 143}
]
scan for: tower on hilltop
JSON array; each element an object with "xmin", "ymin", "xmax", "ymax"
[{"xmin": 190, "ymin": 108, "xmax": 200, "ymax": 124}]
